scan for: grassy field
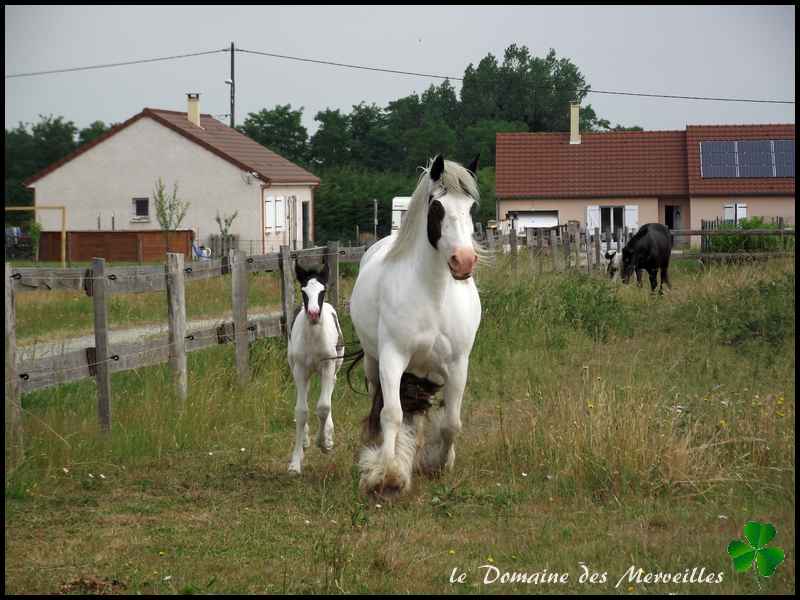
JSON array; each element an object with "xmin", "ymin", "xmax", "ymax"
[
  {"xmin": 5, "ymin": 256, "xmax": 795, "ymax": 594},
  {"xmin": 14, "ymin": 271, "xmax": 283, "ymax": 344}
]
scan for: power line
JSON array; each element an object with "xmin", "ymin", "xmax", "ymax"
[
  {"xmin": 5, "ymin": 48, "xmax": 228, "ymax": 79},
  {"xmin": 5, "ymin": 44, "xmax": 794, "ymax": 105},
  {"xmin": 236, "ymin": 48, "xmax": 463, "ymax": 82},
  {"xmin": 237, "ymin": 47, "xmax": 794, "ymax": 104}
]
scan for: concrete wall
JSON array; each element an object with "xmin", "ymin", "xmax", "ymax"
[
  {"xmin": 30, "ymin": 116, "xmax": 315, "ymax": 255},
  {"xmin": 497, "ymin": 197, "xmax": 659, "ymax": 228}
]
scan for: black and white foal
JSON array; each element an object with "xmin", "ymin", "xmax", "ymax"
[{"xmin": 287, "ymin": 261, "xmax": 344, "ymax": 474}]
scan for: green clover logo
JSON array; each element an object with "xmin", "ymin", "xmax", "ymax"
[{"xmin": 727, "ymin": 521, "xmax": 785, "ymax": 577}]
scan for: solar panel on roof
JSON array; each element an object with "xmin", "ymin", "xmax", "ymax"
[
  {"xmin": 700, "ymin": 141, "xmax": 736, "ymax": 178},
  {"xmin": 774, "ymin": 140, "xmax": 795, "ymax": 178},
  {"xmin": 700, "ymin": 139, "xmax": 795, "ymax": 179},
  {"xmin": 738, "ymin": 140, "xmax": 773, "ymax": 178}
]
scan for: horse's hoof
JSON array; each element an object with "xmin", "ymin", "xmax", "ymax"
[
  {"xmin": 318, "ymin": 442, "xmax": 334, "ymax": 454},
  {"xmin": 288, "ymin": 465, "xmax": 302, "ymax": 475}
]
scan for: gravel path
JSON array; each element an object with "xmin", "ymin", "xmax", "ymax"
[{"xmin": 18, "ymin": 310, "xmax": 280, "ymax": 361}]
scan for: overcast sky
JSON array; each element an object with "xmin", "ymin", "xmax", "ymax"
[{"xmin": 4, "ymin": 5, "xmax": 795, "ymax": 135}]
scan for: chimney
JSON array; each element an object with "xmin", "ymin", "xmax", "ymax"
[
  {"xmin": 187, "ymin": 93, "xmax": 201, "ymax": 127},
  {"xmin": 569, "ymin": 101, "xmax": 581, "ymax": 145}
]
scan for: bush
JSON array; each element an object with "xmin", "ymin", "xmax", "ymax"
[{"xmin": 708, "ymin": 217, "xmax": 788, "ymax": 253}]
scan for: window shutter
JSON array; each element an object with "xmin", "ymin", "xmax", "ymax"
[
  {"xmin": 723, "ymin": 204, "xmax": 735, "ymax": 222},
  {"xmin": 275, "ymin": 196, "xmax": 285, "ymax": 230},
  {"xmin": 265, "ymin": 196, "xmax": 275, "ymax": 229},
  {"xmin": 624, "ymin": 205, "xmax": 639, "ymax": 232},
  {"xmin": 586, "ymin": 206, "xmax": 600, "ymax": 231}
]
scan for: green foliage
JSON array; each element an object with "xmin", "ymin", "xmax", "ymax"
[
  {"xmin": 153, "ymin": 178, "xmax": 190, "ymax": 232},
  {"xmin": 709, "ymin": 217, "xmax": 789, "ymax": 253},
  {"xmin": 238, "ymin": 104, "xmax": 309, "ymax": 165},
  {"xmin": 78, "ymin": 120, "xmax": 113, "ymax": 146},
  {"xmin": 716, "ymin": 272, "xmax": 795, "ymax": 350},
  {"xmin": 550, "ymin": 273, "xmax": 632, "ymax": 342},
  {"xmin": 313, "ymin": 166, "xmax": 417, "ymax": 243}
]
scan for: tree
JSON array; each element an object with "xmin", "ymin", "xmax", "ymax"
[
  {"xmin": 153, "ymin": 178, "xmax": 190, "ymax": 253},
  {"xmin": 238, "ymin": 104, "xmax": 309, "ymax": 165},
  {"xmin": 5, "ymin": 116, "xmax": 79, "ymax": 225},
  {"xmin": 78, "ymin": 121, "xmax": 113, "ymax": 146},
  {"xmin": 309, "ymin": 109, "xmax": 351, "ymax": 169},
  {"xmin": 460, "ymin": 119, "xmax": 528, "ymax": 167}
]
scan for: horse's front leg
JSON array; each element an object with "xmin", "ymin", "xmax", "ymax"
[
  {"xmin": 359, "ymin": 347, "xmax": 414, "ymax": 496},
  {"xmin": 316, "ymin": 361, "xmax": 336, "ymax": 453},
  {"xmin": 288, "ymin": 363, "xmax": 311, "ymax": 474},
  {"xmin": 420, "ymin": 357, "xmax": 468, "ymax": 474}
]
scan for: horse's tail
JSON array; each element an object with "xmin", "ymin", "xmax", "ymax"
[
  {"xmin": 363, "ymin": 371, "xmax": 443, "ymax": 442},
  {"xmin": 343, "ymin": 348, "xmax": 368, "ymax": 396}
]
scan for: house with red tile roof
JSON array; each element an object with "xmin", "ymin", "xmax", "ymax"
[
  {"xmin": 25, "ymin": 94, "xmax": 320, "ymax": 254},
  {"xmin": 495, "ymin": 104, "xmax": 794, "ymax": 247}
]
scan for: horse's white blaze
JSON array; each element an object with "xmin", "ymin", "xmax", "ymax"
[
  {"xmin": 301, "ymin": 278, "xmax": 325, "ymax": 321},
  {"xmin": 350, "ymin": 158, "xmax": 482, "ymax": 494},
  {"xmin": 287, "ymin": 281, "xmax": 343, "ymax": 474}
]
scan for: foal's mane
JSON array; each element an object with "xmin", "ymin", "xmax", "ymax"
[{"xmin": 385, "ymin": 158, "xmax": 480, "ymax": 262}]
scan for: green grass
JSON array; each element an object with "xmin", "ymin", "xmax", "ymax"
[
  {"xmin": 5, "ymin": 256, "xmax": 795, "ymax": 594},
  {"xmin": 14, "ymin": 271, "xmax": 283, "ymax": 343}
]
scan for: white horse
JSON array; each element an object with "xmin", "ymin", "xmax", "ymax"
[
  {"xmin": 349, "ymin": 154, "xmax": 482, "ymax": 496},
  {"xmin": 287, "ymin": 260, "xmax": 344, "ymax": 474}
]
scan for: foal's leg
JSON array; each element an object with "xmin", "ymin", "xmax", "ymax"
[
  {"xmin": 288, "ymin": 363, "xmax": 311, "ymax": 474},
  {"xmin": 316, "ymin": 361, "xmax": 336, "ymax": 453},
  {"xmin": 635, "ymin": 269, "xmax": 643, "ymax": 287}
]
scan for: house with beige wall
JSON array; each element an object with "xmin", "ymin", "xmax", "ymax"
[
  {"xmin": 496, "ymin": 105, "xmax": 794, "ymax": 248},
  {"xmin": 25, "ymin": 94, "xmax": 320, "ymax": 256}
]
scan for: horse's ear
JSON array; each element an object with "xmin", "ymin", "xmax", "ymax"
[
  {"xmin": 467, "ymin": 153, "xmax": 480, "ymax": 177},
  {"xmin": 430, "ymin": 155, "xmax": 445, "ymax": 182},
  {"xmin": 319, "ymin": 260, "xmax": 330, "ymax": 284},
  {"xmin": 295, "ymin": 261, "xmax": 308, "ymax": 284}
]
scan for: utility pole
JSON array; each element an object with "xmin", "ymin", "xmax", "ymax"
[{"xmin": 229, "ymin": 42, "xmax": 235, "ymax": 129}]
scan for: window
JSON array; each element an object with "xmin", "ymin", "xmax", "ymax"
[
  {"xmin": 131, "ymin": 197, "xmax": 150, "ymax": 221},
  {"xmin": 700, "ymin": 139, "xmax": 795, "ymax": 178},
  {"xmin": 723, "ymin": 203, "xmax": 747, "ymax": 224}
]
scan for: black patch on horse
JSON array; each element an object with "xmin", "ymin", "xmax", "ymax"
[{"xmin": 427, "ymin": 199, "xmax": 445, "ymax": 249}]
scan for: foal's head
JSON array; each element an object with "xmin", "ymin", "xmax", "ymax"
[
  {"xmin": 604, "ymin": 251, "xmax": 620, "ymax": 280},
  {"xmin": 425, "ymin": 154, "xmax": 480, "ymax": 280},
  {"xmin": 295, "ymin": 261, "xmax": 329, "ymax": 324}
]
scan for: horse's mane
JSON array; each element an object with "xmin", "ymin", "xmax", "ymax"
[{"xmin": 385, "ymin": 158, "xmax": 480, "ymax": 262}]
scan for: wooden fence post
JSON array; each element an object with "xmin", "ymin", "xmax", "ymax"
[
  {"xmin": 230, "ymin": 249, "xmax": 250, "ymax": 385},
  {"xmin": 92, "ymin": 257, "xmax": 112, "ymax": 432},
  {"xmin": 5, "ymin": 263, "xmax": 23, "ymax": 474},
  {"xmin": 550, "ymin": 229, "xmax": 558, "ymax": 272},
  {"xmin": 563, "ymin": 227, "xmax": 571, "ymax": 270},
  {"xmin": 279, "ymin": 245, "xmax": 294, "ymax": 338},
  {"xmin": 594, "ymin": 227, "xmax": 601, "ymax": 270},
  {"xmin": 509, "ymin": 226, "xmax": 518, "ymax": 270},
  {"xmin": 537, "ymin": 229, "xmax": 544, "ymax": 275},
  {"xmin": 166, "ymin": 252, "xmax": 187, "ymax": 402},
  {"xmin": 328, "ymin": 241, "xmax": 340, "ymax": 309},
  {"xmin": 525, "ymin": 227, "xmax": 534, "ymax": 264},
  {"xmin": 584, "ymin": 229, "xmax": 591, "ymax": 273},
  {"xmin": 616, "ymin": 228, "xmax": 622, "ymax": 254}
]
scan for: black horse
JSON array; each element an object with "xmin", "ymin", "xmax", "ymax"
[{"xmin": 620, "ymin": 223, "xmax": 673, "ymax": 294}]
